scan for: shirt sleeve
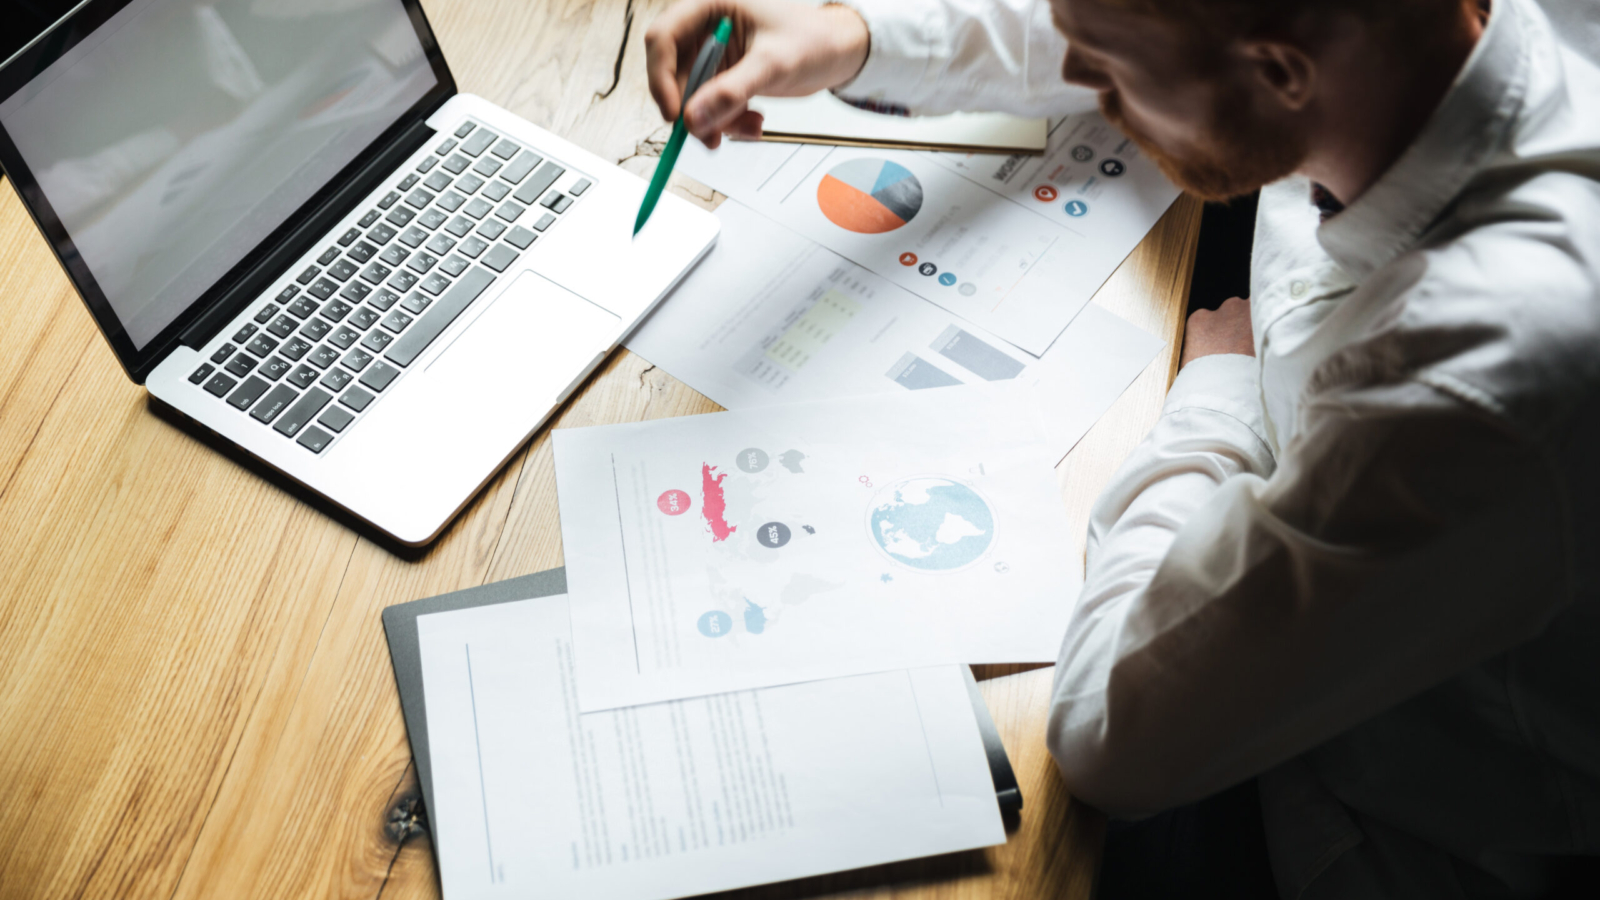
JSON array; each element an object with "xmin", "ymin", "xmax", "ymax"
[
  {"xmin": 1046, "ymin": 359, "xmax": 1572, "ymax": 817},
  {"xmin": 830, "ymin": 0, "xmax": 1098, "ymax": 116}
]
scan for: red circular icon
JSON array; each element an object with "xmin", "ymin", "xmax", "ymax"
[
  {"xmin": 1033, "ymin": 184, "xmax": 1059, "ymax": 202},
  {"xmin": 898, "ymin": 252, "xmax": 918, "ymax": 266},
  {"xmin": 657, "ymin": 489, "xmax": 691, "ymax": 516}
]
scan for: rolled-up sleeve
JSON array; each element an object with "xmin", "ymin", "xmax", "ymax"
[
  {"xmin": 1048, "ymin": 361, "xmax": 1572, "ymax": 817},
  {"xmin": 832, "ymin": 0, "xmax": 1096, "ymax": 116}
]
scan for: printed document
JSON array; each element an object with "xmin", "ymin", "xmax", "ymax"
[
  {"xmin": 419, "ymin": 596, "xmax": 1005, "ymax": 900},
  {"xmin": 679, "ymin": 110, "xmax": 1179, "ymax": 355},
  {"xmin": 554, "ymin": 385, "xmax": 1079, "ymax": 711},
  {"xmin": 626, "ymin": 201, "xmax": 1161, "ymax": 463}
]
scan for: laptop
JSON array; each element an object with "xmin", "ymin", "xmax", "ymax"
[{"xmin": 0, "ymin": 0, "xmax": 718, "ymax": 546}]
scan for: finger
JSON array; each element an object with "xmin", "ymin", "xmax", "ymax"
[
  {"xmin": 684, "ymin": 54, "xmax": 776, "ymax": 142},
  {"xmin": 724, "ymin": 109, "xmax": 765, "ymax": 140},
  {"xmin": 644, "ymin": 0, "xmax": 725, "ymax": 121}
]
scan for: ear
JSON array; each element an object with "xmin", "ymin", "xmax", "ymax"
[{"xmin": 1239, "ymin": 40, "xmax": 1316, "ymax": 112}]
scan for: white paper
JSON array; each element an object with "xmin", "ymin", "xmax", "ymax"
[
  {"xmin": 554, "ymin": 385, "xmax": 1080, "ymax": 711},
  {"xmin": 420, "ymin": 596, "xmax": 1005, "ymax": 900},
  {"xmin": 625, "ymin": 201, "xmax": 1162, "ymax": 464},
  {"xmin": 750, "ymin": 91, "xmax": 1047, "ymax": 153},
  {"xmin": 680, "ymin": 110, "xmax": 1179, "ymax": 356}
]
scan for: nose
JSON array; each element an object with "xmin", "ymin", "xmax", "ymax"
[{"xmin": 1061, "ymin": 46, "xmax": 1114, "ymax": 91}]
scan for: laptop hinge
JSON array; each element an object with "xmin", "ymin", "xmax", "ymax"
[{"xmin": 179, "ymin": 117, "xmax": 440, "ymax": 350}]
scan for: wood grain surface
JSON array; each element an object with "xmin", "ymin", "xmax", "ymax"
[{"xmin": 0, "ymin": 0, "xmax": 1201, "ymax": 897}]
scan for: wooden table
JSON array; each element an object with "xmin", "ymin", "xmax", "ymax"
[{"xmin": 0, "ymin": 2, "xmax": 1200, "ymax": 897}]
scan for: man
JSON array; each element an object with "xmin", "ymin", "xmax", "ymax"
[{"xmin": 645, "ymin": 0, "xmax": 1600, "ymax": 896}]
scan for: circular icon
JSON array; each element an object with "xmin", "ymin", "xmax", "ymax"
[
  {"xmin": 817, "ymin": 158, "xmax": 923, "ymax": 234},
  {"xmin": 697, "ymin": 610, "xmax": 733, "ymax": 637},
  {"xmin": 736, "ymin": 447, "xmax": 769, "ymax": 473},
  {"xmin": 1099, "ymin": 158, "xmax": 1125, "ymax": 177},
  {"xmin": 1064, "ymin": 200, "xmax": 1089, "ymax": 217},
  {"xmin": 994, "ymin": 561, "xmax": 1010, "ymax": 574},
  {"xmin": 657, "ymin": 489, "xmax": 691, "ymax": 515},
  {"xmin": 868, "ymin": 477, "xmax": 995, "ymax": 571},
  {"xmin": 937, "ymin": 272, "xmax": 957, "ymax": 286},
  {"xmin": 756, "ymin": 521, "xmax": 792, "ymax": 549},
  {"xmin": 898, "ymin": 251, "xmax": 918, "ymax": 266},
  {"xmin": 958, "ymin": 282, "xmax": 977, "ymax": 296},
  {"xmin": 1071, "ymin": 144, "xmax": 1095, "ymax": 162},
  {"xmin": 1032, "ymin": 184, "xmax": 1058, "ymax": 202},
  {"xmin": 917, "ymin": 262, "xmax": 938, "ymax": 277},
  {"xmin": 859, "ymin": 475, "xmax": 873, "ymax": 488}
]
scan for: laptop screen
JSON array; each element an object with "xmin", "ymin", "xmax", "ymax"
[{"xmin": 0, "ymin": 0, "xmax": 437, "ymax": 350}]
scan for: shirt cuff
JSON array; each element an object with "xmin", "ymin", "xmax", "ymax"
[
  {"xmin": 828, "ymin": 0, "xmax": 935, "ymax": 110},
  {"xmin": 1163, "ymin": 354, "xmax": 1269, "ymax": 446}
]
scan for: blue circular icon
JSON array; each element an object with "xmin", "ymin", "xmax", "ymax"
[
  {"xmin": 869, "ymin": 477, "xmax": 995, "ymax": 571},
  {"xmin": 1099, "ymin": 158, "xmax": 1125, "ymax": 177},
  {"xmin": 697, "ymin": 610, "xmax": 733, "ymax": 637},
  {"xmin": 937, "ymin": 272, "xmax": 957, "ymax": 286},
  {"xmin": 1064, "ymin": 200, "xmax": 1089, "ymax": 217}
]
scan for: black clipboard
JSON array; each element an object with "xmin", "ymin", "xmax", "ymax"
[{"xmin": 381, "ymin": 566, "xmax": 1022, "ymax": 822}]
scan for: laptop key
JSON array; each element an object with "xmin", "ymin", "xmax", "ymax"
[
  {"xmin": 481, "ymin": 180, "xmax": 510, "ymax": 202},
  {"xmin": 232, "ymin": 322, "xmax": 258, "ymax": 343},
  {"xmin": 204, "ymin": 372, "xmax": 237, "ymax": 397},
  {"xmin": 384, "ymin": 267, "xmax": 496, "ymax": 368},
  {"xmin": 275, "ymin": 285, "xmax": 300, "ymax": 304},
  {"xmin": 296, "ymin": 265, "xmax": 320, "ymax": 285},
  {"xmin": 476, "ymin": 218, "xmax": 506, "ymax": 240},
  {"xmin": 405, "ymin": 188, "xmax": 434, "ymax": 210},
  {"xmin": 439, "ymin": 255, "xmax": 469, "ymax": 277},
  {"xmin": 328, "ymin": 325, "xmax": 360, "ymax": 350},
  {"xmin": 552, "ymin": 194, "xmax": 573, "ymax": 213},
  {"xmin": 358, "ymin": 208, "xmax": 382, "ymax": 228},
  {"xmin": 406, "ymin": 251, "xmax": 438, "ymax": 274},
  {"xmin": 288, "ymin": 363, "xmax": 319, "ymax": 388},
  {"xmin": 309, "ymin": 344, "xmax": 341, "ymax": 369},
  {"xmin": 368, "ymin": 289, "xmax": 400, "ymax": 312},
  {"xmin": 540, "ymin": 191, "xmax": 569, "ymax": 211},
  {"xmin": 377, "ymin": 190, "xmax": 402, "ymax": 210},
  {"xmin": 296, "ymin": 425, "xmax": 333, "ymax": 454},
  {"xmin": 318, "ymin": 405, "xmax": 355, "ymax": 433},
  {"xmin": 472, "ymin": 156, "xmax": 502, "ymax": 178},
  {"xmin": 386, "ymin": 206, "xmax": 416, "ymax": 228},
  {"xmin": 274, "ymin": 389, "xmax": 332, "ymax": 438},
  {"xmin": 504, "ymin": 226, "xmax": 536, "ymax": 250},
  {"xmin": 459, "ymin": 235, "xmax": 489, "ymax": 258},
  {"xmin": 225, "ymin": 354, "xmax": 257, "ymax": 377},
  {"xmin": 347, "ymin": 241, "xmax": 377, "ymax": 264},
  {"xmin": 280, "ymin": 337, "xmax": 313, "ymax": 361},
  {"xmin": 210, "ymin": 344, "xmax": 236, "ymax": 364},
  {"xmin": 382, "ymin": 311, "xmax": 413, "ymax": 333},
  {"xmin": 425, "ymin": 234, "xmax": 456, "ymax": 256},
  {"xmin": 226, "ymin": 376, "xmax": 270, "ymax": 411},
  {"xmin": 455, "ymin": 122, "xmax": 475, "ymax": 138},
  {"xmin": 260, "ymin": 356, "xmax": 292, "ymax": 381},
  {"xmin": 300, "ymin": 318, "xmax": 332, "ymax": 341},
  {"xmin": 399, "ymin": 226, "xmax": 429, "ymax": 248},
  {"xmin": 320, "ymin": 299, "xmax": 353, "ymax": 322},
  {"xmin": 442, "ymin": 153, "xmax": 470, "ymax": 175},
  {"xmin": 337, "ymin": 227, "xmax": 361, "ymax": 247},
  {"xmin": 369, "ymin": 223, "xmax": 398, "ymax": 245},
  {"xmin": 512, "ymin": 163, "xmax": 564, "ymax": 205},
  {"xmin": 360, "ymin": 361, "xmax": 401, "ymax": 392},
  {"xmin": 317, "ymin": 247, "xmax": 341, "ymax": 265},
  {"xmin": 456, "ymin": 173, "xmax": 485, "ymax": 194},
  {"xmin": 499, "ymin": 151, "xmax": 542, "ymax": 184},
  {"xmin": 189, "ymin": 363, "xmax": 215, "ymax": 385},
  {"xmin": 360, "ymin": 329, "xmax": 395, "ymax": 354},
  {"xmin": 398, "ymin": 173, "xmax": 419, "ymax": 192},
  {"xmin": 267, "ymin": 315, "xmax": 297, "ymax": 338},
  {"xmin": 419, "ymin": 208, "xmax": 449, "ymax": 230},
  {"xmin": 463, "ymin": 197, "xmax": 492, "ymax": 220},
  {"xmin": 388, "ymin": 270, "xmax": 419, "ymax": 292},
  {"xmin": 339, "ymin": 281, "xmax": 372, "ymax": 304},
  {"xmin": 251, "ymin": 384, "xmax": 298, "ymax": 423},
  {"xmin": 401, "ymin": 292, "xmax": 432, "ymax": 314},
  {"xmin": 424, "ymin": 171, "xmax": 452, "ymax": 192},
  {"xmin": 306, "ymin": 278, "xmax": 336, "ymax": 301},
  {"xmin": 254, "ymin": 303, "xmax": 280, "ymax": 324},
  {"xmin": 327, "ymin": 258, "xmax": 358, "ymax": 282},
  {"xmin": 495, "ymin": 201, "xmax": 525, "ymax": 223},
  {"xmin": 416, "ymin": 155, "xmax": 438, "ymax": 174},
  {"xmin": 461, "ymin": 128, "xmax": 497, "ymax": 157},
  {"xmin": 341, "ymin": 386, "xmax": 375, "ymax": 411},
  {"xmin": 569, "ymin": 178, "xmax": 592, "ymax": 196},
  {"xmin": 342, "ymin": 348, "xmax": 374, "ymax": 371},
  {"xmin": 481, "ymin": 244, "xmax": 519, "ymax": 273},
  {"xmin": 491, "ymin": 138, "xmax": 520, "ymax": 160},
  {"xmin": 246, "ymin": 334, "xmax": 279, "ymax": 357},
  {"xmin": 349, "ymin": 307, "xmax": 381, "ymax": 331},
  {"xmin": 420, "ymin": 273, "xmax": 450, "ymax": 295},
  {"xmin": 360, "ymin": 261, "xmax": 392, "ymax": 284},
  {"xmin": 319, "ymin": 367, "xmax": 353, "ymax": 392},
  {"xmin": 379, "ymin": 245, "xmax": 410, "ymax": 266},
  {"xmin": 531, "ymin": 212, "xmax": 556, "ymax": 232},
  {"xmin": 436, "ymin": 191, "xmax": 464, "ymax": 212},
  {"xmin": 439, "ymin": 135, "xmax": 461, "ymax": 152},
  {"xmin": 444, "ymin": 216, "xmax": 474, "ymax": 237}
]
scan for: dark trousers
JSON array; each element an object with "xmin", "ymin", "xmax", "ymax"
[{"xmin": 1096, "ymin": 779, "xmax": 1277, "ymax": 900}]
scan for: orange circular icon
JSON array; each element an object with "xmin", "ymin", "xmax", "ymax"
[
  {"xmin": 1033, "ymin": 185, "xmax": 1059, "ymax": 202},
  {"xmin": 898, "ymin": 252, "xmax": 918, "ymax": 266}
]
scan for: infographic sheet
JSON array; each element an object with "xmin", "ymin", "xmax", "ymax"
[
  {"xmin": 554, "ymin": 385, "xmax": 1080, "ymax": 711},
  {"xmin": 420, "ymin": 596, "xmax": 1004, "ymax": 900},
  {"xmin": 626, "ymin": 201, "xmax": 1162, "ymax": 463},
  {"xmin": 679, "ymin": 110, "xmax": 1179, "ymax": 356}
]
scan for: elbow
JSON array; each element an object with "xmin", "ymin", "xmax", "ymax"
[{"xmin": 1045, "ymin": 687, "xmax": 1203, "ymax": 818}]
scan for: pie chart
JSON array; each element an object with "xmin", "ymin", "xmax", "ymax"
[{"xmin": 816, "ymin": 158, "xmax": 923, "ymax": 234}]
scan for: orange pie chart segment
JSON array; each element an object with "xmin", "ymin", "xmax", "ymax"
[{"xmin": 816, "ymin": 158, "xmax": 924, "ymax": 235}]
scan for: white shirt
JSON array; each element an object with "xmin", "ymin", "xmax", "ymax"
[{"xmin": 841, "ymin": 0, "xmax": 1600, "ymax": 896}]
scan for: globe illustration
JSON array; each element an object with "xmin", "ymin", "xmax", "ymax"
[{"xmin": 868, "ymin": 477, "xmax": 995, "ymax": 571}]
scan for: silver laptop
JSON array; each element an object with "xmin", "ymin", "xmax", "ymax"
[{"xmin": 0, "ymin": 0, "xmax": 718, "ymax": 546}]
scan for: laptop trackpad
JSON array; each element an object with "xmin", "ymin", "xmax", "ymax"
[{"xmin": 423, "ymin": 270, "xmax": 619, "ymax": 413}]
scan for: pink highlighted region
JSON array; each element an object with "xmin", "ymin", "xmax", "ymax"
[{"xmin": 700, "ymin": 464, "xmax": 736, "ymax": 542}]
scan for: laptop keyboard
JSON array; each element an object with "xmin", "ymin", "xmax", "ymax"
[{"xmin": 189, "ymin": 120, "xmax": 594, "ymax": 454}]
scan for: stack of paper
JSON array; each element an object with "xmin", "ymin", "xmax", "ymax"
[{"xmin": 749, "ymin": 91, "xmax": 1048, "ymax": 154}]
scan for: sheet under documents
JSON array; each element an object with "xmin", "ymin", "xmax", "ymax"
[
  {"xmin": 750, "ymin": 91, "xmax": 1047, "ymax": 154},
  {"xmin": 555, "ymin": 384, "xmax": 1079, "ymax": 711},
  {"xmin": 419, "ymin": 596, "xmax": 1006, "ymax": 900},
  {"xmin": 625, "ymin": 201, "xmax": 1162, "ymax": 464},
  {"xmin": 679, "ymin": 110, "xmax": 1179, "ymax": 356}
]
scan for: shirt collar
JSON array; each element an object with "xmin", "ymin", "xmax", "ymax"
[{"xmin": 1316, "ymin": 0, "xmax": 1530, "ymax": 279}]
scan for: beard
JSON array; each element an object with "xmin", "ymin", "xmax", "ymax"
[{"xmin": 1100, "ymin": 88, "xmax": 1308, "ymax": 201}]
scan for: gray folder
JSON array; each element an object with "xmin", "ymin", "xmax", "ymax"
[{"xmin": 381, "ymin": 566, "xmax": 1022, "ymax": 821}]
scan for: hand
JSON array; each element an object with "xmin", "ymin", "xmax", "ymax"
[
  {"xmin": 645, "ymin": 0, "xmax": 871, "ymax": 149},
  {"xmin": 1180, "ymin": 296, "xmax": 1254, "ymax": 367}
]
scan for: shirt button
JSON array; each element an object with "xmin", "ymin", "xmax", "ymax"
[{"xmin": 1291, "ymin": 280, "xmax": 1308, "ymax": 298}]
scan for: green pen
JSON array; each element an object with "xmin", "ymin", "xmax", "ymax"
[{"xmin": 634, "ymin": 16, "xmax": 732, "ymax": 236}]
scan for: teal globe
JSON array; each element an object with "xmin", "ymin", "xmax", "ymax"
[{"xmin": 869, "ymin": 477, "xmax": 994, "ymax": 571}]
